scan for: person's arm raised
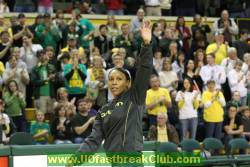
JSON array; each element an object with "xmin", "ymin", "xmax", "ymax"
[{"xmin": 131, "ymin": 21, "xmax": 153, "ymax": 105}]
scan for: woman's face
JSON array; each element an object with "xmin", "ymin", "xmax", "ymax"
[
  {"xmin": 178, "ymin": 17, "xmax": 184, "ymax": 26},
  {"xmin": 235, "ymin": 64, "xmax": 242, "ymax": 71},
  {"xmin": 154, "ymin": 52, "xmax": 162, "ymax": 59},
  {"xmin": 93, "ymin": 57, "xmax": 103, "ymax": 68},
  {"xmin": 187, "ymin": 60, "xmax": 195, "ymax": 70},
  {"xmin": 197, "ymin": 52, "xmax": 204, "ymax": 61},
  {"xmin": 178, "ymin": 54, "xmax": 185, "ymax": 62},
  {"xmin": 59, "ymin": 90, "xmax": 68, "ymax": 100},
  {"xmin": 183, "ymin": 79, "xmax": 191, "ymax": 90},
  {"xmin": 10, "ymin": 57, "xmax": 17, "ymax": 68},
  {"xmin": 58, "ymin": 107, "xmax": 66, "ymax": 117},
  {"xmin": 9, "ymin": 81, "xmax": 17, "ymax": 92},
  {"xmin": 163, "ymin": 61, "xmax": 171, "ymax": 71},
  {"xmin": 108, "ymin": 70, "xmax": 130, "ymax": 98}
]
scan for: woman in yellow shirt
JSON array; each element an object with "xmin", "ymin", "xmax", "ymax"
[{"xmin": 202, "ymin": 80, "xmax": 226, "ymax": 139}]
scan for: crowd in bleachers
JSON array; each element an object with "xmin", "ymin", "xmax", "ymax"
[
  {"xmin": 0, "ymin": 4, "xmax": 250, "ymax": 152},
  {"xmin": 1, "ymin": 0, "xmax": 250, "ymax": 17}
]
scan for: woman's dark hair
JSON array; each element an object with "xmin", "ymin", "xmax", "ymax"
[
  {"xmin": 176, "ymin": 16, "xmax": 185, "ymax": 28},
  {"xmin": 109, "ymin": 68, "xmax": 131, "ymax": 81},
  {"xmin": 182, "ymin": 78, "xmax": 193, "ymax": 92},
  {"xmin": 194, "ymin": 49, "xmax": 207, "ymax": 67},
  {"xmin": 36, "ymin": 49, "xmax": 45, "ymax": 57},
  {"xmin": 54, "ymin": 103, "xmax": 65, "ymax": 117},
  {"xmin": 184, "ymin": 59, "xmax": 195, "ymax": 74},
  {"xmin": 176, "ymin": 51, "xmax": 185, "ymax": 67},
  {"xmin": 7, "ymin": 80, "xmax": 19, "ymax": 93}
]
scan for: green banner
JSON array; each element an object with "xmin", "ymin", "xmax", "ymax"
[{"xmin": 47, "ymin": 152, "xmax": 203, "ymax": 166}]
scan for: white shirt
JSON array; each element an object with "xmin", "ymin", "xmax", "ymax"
[
  {"xmin": 200, "ymin": 64, "xmax": 226, "ymax": 89},
  {"xmin": 3, "ymin": 67, "xmax": 30, "ymax": 97},
  {"xmin": 176, "ymin": 91, "xmax": 200, "ymax": 119},
  {"xmin": 20, "ymin": 44, "xmax": 43, "ymax": 73},
  {"xmin": 242, "ymin": 62, "xmax": 249, "ymax": 75},
  {"xmin": 159, "ymin": 70, "xmax": 178, "ymax": 91},
  {"xmin": 228, "ymin": 69, "xmax": 247, "ymax": 97},
  {"xmin": 5, "ymin": 59, "xmax": 27, "ymax": 70},
  {"xmin": 220, "ymin": 57, "xmax": 239, "ymax": 75}
]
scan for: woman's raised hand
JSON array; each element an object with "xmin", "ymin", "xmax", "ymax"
[{"xmin": 140, "ymin": 20, "xmax": 152, "ymax": 44}]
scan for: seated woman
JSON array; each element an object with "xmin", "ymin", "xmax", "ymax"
[
  {"xmin": 54, "ymin": 87, "xmax": 76, "ymax": 120},
  {"xmin": 30, "ymin": 110, "xmax": 50, "ymax": 145},
  {"xmin": 223, "ymin": 104, "xmax": 244, "ymax": 148},
  {"xmin": 51, "ymin": 104, "xmax": 72, "ymax": 144},
  {"xmin": 147, "ymin": 112, "xmax": 179, "ymax": 144}
]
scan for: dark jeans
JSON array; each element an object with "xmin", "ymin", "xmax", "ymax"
[
  {"xmin": 180, "ymin": 118, "xmax": 198, "ymax": 141},
  {"xmin": 12, "ymin": 115, "xmax": 26, "ymax": 132},
  {"xmin": 205, "ymin": 122, "xmax": 223, "ymax": 139}
]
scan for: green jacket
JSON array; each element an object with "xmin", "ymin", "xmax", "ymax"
[
  {"xmin": 30, "ymin": 63, "xmax": 56, "ymax": 99},
  {"xmin": 3, "ymin": 92, "xmax": 26, "ymax": 117},
  {"xmin": 35, "ymin": 24, "xmax": 61, "ymax": 49}
]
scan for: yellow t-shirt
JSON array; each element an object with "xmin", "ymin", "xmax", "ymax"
[
  {"xmin": 157, "ymin": 126, "xmax": 168, "ymax": 142},
  {"xmin": 206, "ymin": 43, "xmax": 227, "ymax": 64},
  {"xmin": 146, "ymin": 88, "xmax": 171, "ymax": 116},
  {"xmin": 202, "ymin": 90, "xmax": 225, "ymax": 122}
]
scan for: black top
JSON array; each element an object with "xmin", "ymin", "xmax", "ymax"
[
  {"xmin": 71, "ymin": 113, "xmax": 93, "ymax": 138},
  {"xmin": 78, "ymin": 45, "xmax": 153, "ymax": 152},
  {"xmin": 223, "ymin": 115, "xmax": 242, "ymax": 135},
  {"xmin": 242, "ymin": 116, "xmax": 250, "ymax": 132},
  {"xmin": 0, "ymin": 43, "xmax": 11, "ymax": 65},
  {"xmin": 51, "ymin": 118, "xmax": 72, "ymax": 141},
  {"xmin": 12, "ymin": 25, "xmax": 23, "ymax": 47}
]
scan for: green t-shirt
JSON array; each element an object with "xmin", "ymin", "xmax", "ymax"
[
  {"xmin": 39, "ymin": 66, "xmax": 50, "ymax": 96},
  {"xmin": 30, "ymin": 121, "xmax": 50, "ymax": 144}
]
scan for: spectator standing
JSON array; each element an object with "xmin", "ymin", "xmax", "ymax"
[
  {"xmin": 228, "ymin": 61, "xmax": 247, "ymax": 105},
  {"xmin": 176, "ymin": 78, "xmax": 200, "ymax": 140},
  {"xmin": 64, "ymin": 49, "xmax": 87, "ymax": 100},
  {"xmin": 200, "ymin": 53, "xmax": 226, "ymax": 90},
  {"xmin": 221, "ymin": 47, "xmax": 240, "ymax": 75},
  {"xmin": 3, "ymin": 80, "xmax": 26, "ymax": 132},
  {"xmin": 30, "ymin": 50, "xmax": 56, "ymax": 114},
  {"xmin": 115, "ymin": 24, "xmax": 134, "ymax": 58},
  {"xmin": 106, "ymin": 15, "xmax": 120, "ymax": 46},
  {"xmin": 206, "ymin": 31, "xmax": 228, "ymax": 65},
  {"xmin": 175, "ymin": 16, "xmax": 191, "ymax": 55},
  {"xmin": 159, "ymin": 58, "xmax": 178, "ymax": 91},
  {"xmin": 35, "ymin": 14, "xmax": 61, "ymax": 53},
  {"xmin": 20, "ymin": 34, "xmax": 43, "ymax": 73},
  {"xmin": 191, "ymin": 14, "xmax": 211, "ymax": 41},
  {"xmin": 146, "ymin": 75, "xmax": 171, "ymax": 126},
  {"xmin": 160, "ymin": 0, "xmax": 172, "ymax": 16},
  {"xmin": 212, "ymin": 10, "xmax": 239, "ymax": 43},
  {"xmin": 0, "ymin": 31, "xmax": 12, "ymax": 65},
  {"xmin": 3, "ymin": 55, "xmax": 29, "ymax": 98},
  {"xmin": 202, "ymin": 80, "xmax": 226, "ymax": 139},
  {"xmin": 130, "ymin": 8, "xmax": 145, "ymax": 35}
]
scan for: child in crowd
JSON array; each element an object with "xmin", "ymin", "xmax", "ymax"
[{"xmin": 30, "ymin": 110, "xmax": 50, "ymax": 145}]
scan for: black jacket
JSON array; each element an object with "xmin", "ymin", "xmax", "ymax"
[{"xmin": 78, "ymin": 45, "xmax": 153, "ymax": 152}]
